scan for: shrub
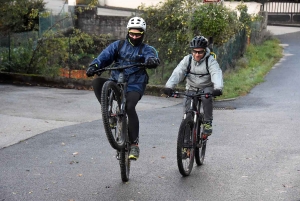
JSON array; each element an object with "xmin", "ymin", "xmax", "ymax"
[
  {"xmin": 139, "ymin": 0, "xmax": 198, "ymax": 81},
  {"xmin": 189, "ymin": 3, "xmax": 241, "ymax": 45}
]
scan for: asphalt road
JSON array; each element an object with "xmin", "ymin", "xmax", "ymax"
[{"xmin": 1, "ymin": 25, "xmax": 300, "ymax": 201}]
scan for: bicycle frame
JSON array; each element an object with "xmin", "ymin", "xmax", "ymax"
[
  {"xmin": 96, "ymin": 63, "xmax": 145, "ymax": 116},
  {"xmin": 184, "ymin": 93, "xmax": 204, "ymax": 147},
  {"xmin": 182, "ymin": 91, "xmax": 207, "ymax": 134},
  {"xmin": 175, "ymin": 90, "xmax": 211, "ymax": 176},
  {"xmin": 115, "ymin": 70, "xmax": 128, "ymax": 120}
]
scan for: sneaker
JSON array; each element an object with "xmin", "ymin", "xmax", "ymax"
[
  {"xmin": 129, "ymin": 145, "xmax": 139, "ymax": 160},
  {"xmin": 203, "ymin": 122, "xmax": 212, "ymax": 136}
]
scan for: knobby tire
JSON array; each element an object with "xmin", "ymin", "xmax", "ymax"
[
  {"xmin": 119, "ymin": 147, "xmax": 130, "ymax": 182},
  {"xmin": 177, "ymin": 113, "xmax": 195, "ymax": 176},
  {"xmin": 101, "ymin": 81, "xmax": 125, "ymax": 150},
  {"xmin": 119, "ymin": 116, "xmax": 130, "ymax": 182},
  {"xmin": 195, "ymin": 115, "xmax": 206, "ymax": 165}
]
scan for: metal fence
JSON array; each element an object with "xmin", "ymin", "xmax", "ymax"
[
  {"xmin": 39, "ymin": 3, "xmax": 74, "ymax": 36},
  {"xmin": 214, "ymin": 29, "xmax": 247, "ymax": 72},
  {"xmin": 0, "ymin": 16, "xmax": 265, "ymax": 78},
  {"xmin": 261, "ymin": 1, "xmax": 300, "ymax": 25},
  {"xmin": 0, "ymin": 31, "xmax": 110, "ymax": 76},
  {"xmin": 0, "ymin": 32, "xmax": 39, "ymax": 71}
]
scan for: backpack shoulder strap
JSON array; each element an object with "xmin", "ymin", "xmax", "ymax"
[
  {"xmin": 138, "ymin": 43, "xmax": 145, "ymax": 55},
  {"xmin": 114, "ymin": 40, "xmax": 125, "ymax": 61},
  {"xmin": 205, "ymin": 52, "xmax": 217, "ymax": 73},
  {"xmin": 183, "ymin": 54, "xmax": 192, "ymax": 82},
  {"xmin": 205, "ymin": 56, "xmax": 209, "ymax": 73}
]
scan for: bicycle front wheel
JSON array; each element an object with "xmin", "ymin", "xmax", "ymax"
[
  {"xmin": 195, "ymin": 120, "xmax": 207, "ymax": 166},
  {"xmin": 177, "ymin": 113, "xmax": 195, "ymax": 176},
  {"xmin": 101, "ymin": 81, "xmax": 126, "ymax": 150}
]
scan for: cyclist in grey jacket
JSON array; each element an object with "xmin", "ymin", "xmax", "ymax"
[{"xmin": 163, "ymin": 36, "xmax": 223, "ymax": 136}]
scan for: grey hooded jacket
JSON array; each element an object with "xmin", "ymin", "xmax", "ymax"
[{"xmin": 165, "ymin": 48, "xmax": 223, "ymax": 91}]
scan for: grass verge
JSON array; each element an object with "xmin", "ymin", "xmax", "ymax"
[{"xmin": 218, "ymin": 38, "xmax": 283, "ymax": 100}]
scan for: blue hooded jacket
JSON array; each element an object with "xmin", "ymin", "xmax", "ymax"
[{"xmin": 90, "ymin": 39, "xmax": 159, "ymax": 96}]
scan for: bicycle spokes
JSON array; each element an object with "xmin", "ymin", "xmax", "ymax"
[{"xmin": 101, "ymin": 81, "xmax": 126, "ymax": 150}]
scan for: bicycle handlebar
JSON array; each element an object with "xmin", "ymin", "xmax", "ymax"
[
  {"xmin": 171, "ymin": 91, "xmax": 213, "ymax": 99},
  {"xmin": 94, "ymin": 63, "xmax": 147, "ymax": 74}
]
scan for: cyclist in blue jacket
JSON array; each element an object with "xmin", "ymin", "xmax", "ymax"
[{"xmin": 86, "ymin": 17, "xmax": 160, "ymax": 160}]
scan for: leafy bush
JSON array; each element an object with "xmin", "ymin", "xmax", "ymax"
[
  {"xmin": 0, "ymin": 38, "xmax": 35, "ymax": 73},
  {"xmin": 29, "ymin": 29, "xmax": 112, "ymax": 76},
  {"xmin": 138, "ymin": 0, "xmax": 250, "ymax": 83},
  {"xmin": 139, "ymin": 0, "xmax": 197, "ymax": 81},
  {"xmin": 0, "ymin": 0, "xmax": 46, "ymax": 33},
  {"xmin": 190, "ymin": 3, "xmax": 241, "ymax": 45}
]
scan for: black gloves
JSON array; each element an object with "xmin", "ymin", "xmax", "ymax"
[
  {"xmin": 212, "ymin": 89, "xmax": 222, "ymax": 96},
  {"xmin": 145, "ymin": 57, "xmax": 160, "ymax": 69},
  {"xmin": 163, "ymin": 88, "xmax": 174, "ymax": 96},
  {"xmin": 86, "ymin": 64, "xmax": 98, "ymax": 77}
]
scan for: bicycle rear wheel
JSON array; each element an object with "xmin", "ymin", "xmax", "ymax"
[
  {"xmin": 119, "ymin": 144, "xmax": 131, "ymax": 182},
  {"xmin": 177, "ymin": 113, "xmax": 195, "ymax": 176},
  {"xmin": 101, "ymin": 81, "xmax": 126, "ymax": 150},
  {"xmin": 195, "ymin": 119, "xmax": 207, "ymax": 165}
]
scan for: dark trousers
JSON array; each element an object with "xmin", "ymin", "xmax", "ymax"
[{"xmin": 183, "ymin": 87, "xmax": 213, "ymax": 122}]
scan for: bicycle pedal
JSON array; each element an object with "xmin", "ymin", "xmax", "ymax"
[
  {"xmin": 202, "ymin": 134, "xmax": 209, "ymax": 140},
  {"xmin": 182, "ymin": 152, "xmax": 188, "ymax": 159},
  {"xmin": 202, "ymin": 137, "xmax": 208, "ymax": 142}
]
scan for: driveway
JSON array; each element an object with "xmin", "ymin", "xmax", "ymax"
[
  {"xmin": 1, "ymin": 25, "xmax": 300, "ymax": 201},
  {"xmin": 0, "ymin": 84, "xmax": 181, "ymax": 149}
]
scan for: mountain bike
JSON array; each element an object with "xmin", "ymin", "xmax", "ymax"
[
  {"xmin": 94, "ymin": 63, "xmax": 146, "ymax": 182},
  {"xmin": 172, "ymin": 90, "xmax": 212, "ymax": 176}
]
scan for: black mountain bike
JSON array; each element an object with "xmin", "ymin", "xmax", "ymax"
[
  {"xmin": 94, "ymin": 63, "xmax": 146, "ymax": 182},
  {"xmin": 172, "ymin": 90, "xmax": 212, "ymax": 176}
]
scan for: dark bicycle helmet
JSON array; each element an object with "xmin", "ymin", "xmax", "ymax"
[{"xmin": 189, "ymin": 36, "xmax": 208, "ymax": 48}]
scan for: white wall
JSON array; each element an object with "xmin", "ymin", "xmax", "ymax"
[
  {"xmin": 223, "ymin": 2, "xmax": 262, "ymax": 15},
  {"xmin": 45, "ymin": 0, "xmax": 67, "ymax": 13},
  {"xmin": 100, "ymin": 0, "xmax": 162, "ymax": 8},
  {"xmin": 101, "ymin": 1, "xmax": 262, "ymax": 16}
]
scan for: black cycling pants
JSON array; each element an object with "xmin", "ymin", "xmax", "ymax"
[{"xmin": 92, "ymin": 77, "xmax": 141, "ymax": 145}]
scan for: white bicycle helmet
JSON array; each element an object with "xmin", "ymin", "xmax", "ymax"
[{"xmin": 127, "ymin": 17, "xmax": 146, "ymax": 31}]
